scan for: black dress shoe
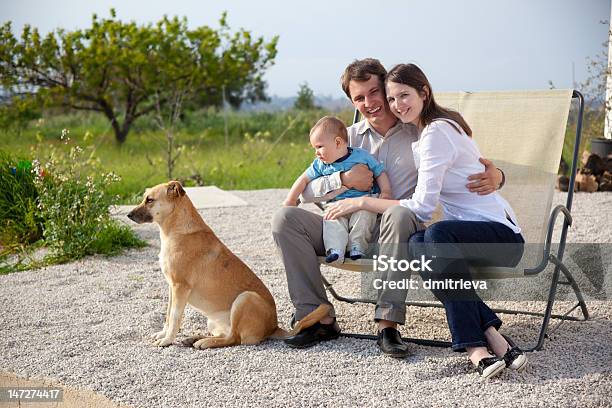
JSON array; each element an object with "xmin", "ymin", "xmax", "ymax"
[
  {"xmin": 284, "ymin": 320, "xmax": 341, "ymax": 349},
  {"xmin": 288, "ymin": 313, "xmax": 297, "ymax": 330},
  {"xmin": 376, "ymin": 327, "xmax": 410, "ymax": 358}
]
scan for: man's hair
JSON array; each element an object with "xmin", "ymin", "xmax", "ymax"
[
  {"xmin": 340, "ymin": 58, "xmax": 387, "ymax": 100},
  {"xmin": 310, "ymin": 116, "xmax": 348, "ymax": 142}
]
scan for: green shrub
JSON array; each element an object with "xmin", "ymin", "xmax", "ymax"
[
  {"xmin": 31, "ymin": 130, "xmax": 146, "ymax": 263},
  {"xmin": 89, "ymin": 221, "xmax": 146, "ymax": 256},
  {"xmin": 0, "ymin": 151, "xmax": 43, "ymax": 248}
]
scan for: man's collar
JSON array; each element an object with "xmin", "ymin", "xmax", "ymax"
[
  {"xmin": 355, "ymin": 119, "xmax": 370, "ymax": 136},
  {"xmin": 357, "ymin": 118, "xmax": 406, "ymax": 138}
]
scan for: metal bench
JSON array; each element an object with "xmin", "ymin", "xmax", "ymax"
[{"xmin": 312, "ymin": 89, "xmax": 588, "ymax": 351}]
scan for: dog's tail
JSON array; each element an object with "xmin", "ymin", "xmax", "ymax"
[{"xmin": 268, "ymin": 304, "xmax": 332, "ymax": 340}]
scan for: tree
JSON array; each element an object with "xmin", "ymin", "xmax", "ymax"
[
  {"xmin": 0, "ymin": 10, "xmax": 278, "ymax": 144},
  {"xmin": 578, "ymin": 20, "xmax": 608, "ymax": 142},
  {"xmin": 0, "ymin": 94, "xmax": 40, "ymax": 136},
  {"xmin": 150, "ymin": 74, "xmax": 193, "ymax": 180},
  {"xmin": 293, "ymin": 82, "xmax": 318, "ymax": 110}
]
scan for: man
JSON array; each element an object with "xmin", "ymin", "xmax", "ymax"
[{"xmin": 271, "ymin": 58, "xmax": 503, "ymax": 357}]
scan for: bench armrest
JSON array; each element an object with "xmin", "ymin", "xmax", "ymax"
[{"xmin": 524, "ymin": 204, "xmax": 572, "ymax": 275}]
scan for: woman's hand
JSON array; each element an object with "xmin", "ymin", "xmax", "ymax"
[{"xmin": 324, "ymin": 197, "xmax": 363, "ymax": 220}]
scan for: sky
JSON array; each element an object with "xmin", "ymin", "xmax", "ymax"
[{"xmin": 2, "ymin": 0, "xmax": 610, "ymax": 99}]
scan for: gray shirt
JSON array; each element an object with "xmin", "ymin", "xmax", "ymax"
[{"xmin": 301, "ymin": 119, "xmax": 419, "ymax": 202}]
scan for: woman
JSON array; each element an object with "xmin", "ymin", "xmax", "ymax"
[{"xmin": 325, "ymin": 63, "xmax": 526, "ymax": 379}]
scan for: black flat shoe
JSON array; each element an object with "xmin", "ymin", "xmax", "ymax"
[
  {"xmin": 284, "ymin": 320, "xmax": 341, "ymax": 349},
  {"xmin": 503, "ymin": 346, "xmax": 528, "ymax": 371},
  {"xmin": 376, "ymin": 327, "xmax": 410, "ymax": 358},
  {"xmin": 477, "ymin": 356, "xmax": 506, "ymax": 380}
]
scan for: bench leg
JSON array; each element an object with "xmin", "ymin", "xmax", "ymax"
[{"xmin": 524, "ymin": 256, "xmax": 589, "ymax": 352}]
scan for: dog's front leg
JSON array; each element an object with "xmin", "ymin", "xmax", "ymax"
[
  {"xmin": 151, "ymin": 285, "xmax": 173, "ymax": 340},
  {"xmin": 153, "ymin": 283, "xmax": 191, "ymax": 347}
]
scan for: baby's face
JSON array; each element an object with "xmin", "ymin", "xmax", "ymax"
[{"xmin": 310, "ymin": 131, "xmax": 346, "ymax": 164}]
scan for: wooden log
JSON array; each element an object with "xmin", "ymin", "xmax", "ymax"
[
  {"xmin": 557, "ymin": 175, "xmax": 570, "ymax": 192},
  {"xmin": 576, "ymin": 171, "xmax": 598, "ymax": 193},
  {"xmin": 584, "ymin": 153, "xmax": 606, "ymax": 176},
  {"xmin": 600, "ymin": 171, "xmax": 612, "ymax": 192}
]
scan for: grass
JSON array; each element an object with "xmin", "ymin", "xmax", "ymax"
[
  {"xmin": 1, "ymin": 108, "xmax": 354, "ymax": 203},
  {"xmin": 0, "ymin": 103, "xmax": 600, "ymax": 201}
]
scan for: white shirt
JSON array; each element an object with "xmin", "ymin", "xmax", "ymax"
[{"xmin": 399, "ymin": 120, "xmax": 521, "ymax": 234}]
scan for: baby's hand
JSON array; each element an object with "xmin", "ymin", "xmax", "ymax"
[
  {"xmin": 379, "ymin": 191, "xmax": 393, "ymax": 200},
  {"xmin": 283, "ymin": 198, "xmax": 297, "ymax": 207}
]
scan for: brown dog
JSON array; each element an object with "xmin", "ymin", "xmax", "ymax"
[{"xmin": 127, "ymin": 181, "xmax": 329, "ymax": 349}]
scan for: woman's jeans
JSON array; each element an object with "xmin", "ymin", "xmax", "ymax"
[{"xmin": 409, "ymin": 221, "xmax": 525, "ymax": 352}]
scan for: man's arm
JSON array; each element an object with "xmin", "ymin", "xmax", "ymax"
[
  {"xmin": 466, "ymin": 158, "xmax": 504, "ymax": 195},
  {"xmin": 300, "ymin": 164, "xmax": 374, "ymax": 203}
]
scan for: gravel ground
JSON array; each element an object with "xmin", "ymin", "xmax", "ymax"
[{"xmin": 0, "ymin": 190, "xmax": 610, "ymax": 408}]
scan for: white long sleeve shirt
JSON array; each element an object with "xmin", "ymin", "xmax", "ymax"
[{"xmin": 399, "ymin": 119, "xmax": 521, "ymax": 234}]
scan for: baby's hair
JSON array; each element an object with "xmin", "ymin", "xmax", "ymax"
[{"xmin": 309, "ymin": 116, "xmax": 348, "ymax": 142}]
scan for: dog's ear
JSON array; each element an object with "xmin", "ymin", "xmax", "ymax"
[{"xmin": 167, "ymin": 181, "xmax": 186, "ymax": 198}]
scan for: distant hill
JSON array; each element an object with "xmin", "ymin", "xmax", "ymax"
[{"xmin": 240, "ymin": 95, "xmax": 352, "ymax": 112}]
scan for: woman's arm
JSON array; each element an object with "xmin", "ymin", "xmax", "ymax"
[{"xmin": 324, "ymin": 196, "xmax": 399, "ymax": 220}]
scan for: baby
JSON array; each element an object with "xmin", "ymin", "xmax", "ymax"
[{"xmin": 283, "ymin": 116, "xmax": 392, "ymax": 263}]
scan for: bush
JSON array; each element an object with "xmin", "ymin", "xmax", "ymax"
[
  {"xmin": 31, "ymin": 130, "xmax": 146, "ymax": 262},
  {"xmin": 0, "ymin": 131, "xmax": 146, "ymax": 272},
  {"xmin": 0, "ymin": 151, "xmax": 43, "ymax": 248}
]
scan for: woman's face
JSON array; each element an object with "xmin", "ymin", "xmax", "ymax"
[{"xmin": 385, "ymin": 81, "xmax": 427, "ymax": 127}]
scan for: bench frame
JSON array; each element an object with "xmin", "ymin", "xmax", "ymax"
[{"xmin": 318, "ymin": 90, "xmax": 588, "ymax": 351}]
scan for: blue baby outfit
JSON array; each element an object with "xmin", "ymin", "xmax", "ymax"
[{"xmin": 305, "ymin": 147, "xmax": 385, "ymax": 201}]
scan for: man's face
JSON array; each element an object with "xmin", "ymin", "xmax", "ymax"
[{"xmin": 348, "ymin": 75, "xmax": 393, "ymax": 127}]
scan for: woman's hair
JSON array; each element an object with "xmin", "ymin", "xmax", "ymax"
[{"xmin": 385, "ymin": 63, "xmax": 472, "ymax": 136}]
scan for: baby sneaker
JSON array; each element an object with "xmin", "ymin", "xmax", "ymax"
[
  {"xmin": 325, "ymin": 249, "xmax": 344, "ymax": 264},
  {"xmin": 349, "ymin": 249, "xmax": 365, "ymax": 260}
]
